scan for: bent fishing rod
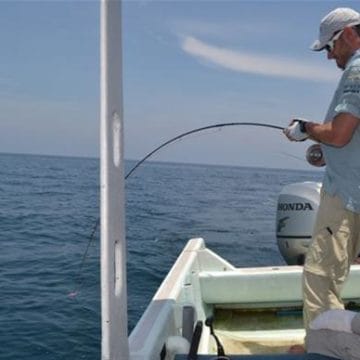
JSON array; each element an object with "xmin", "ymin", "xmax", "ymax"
[
  {"xmin": 125, "ymin": 122, "xmax": 284, "ymax": 179},
  {"xmin": 70, "ymin": 121, "xmax": 285, "ymax": 297}
]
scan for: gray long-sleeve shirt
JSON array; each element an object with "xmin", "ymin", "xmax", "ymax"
[{"xmin": 306, "ymin": 313, "xmax": 360, "ymax": 360}]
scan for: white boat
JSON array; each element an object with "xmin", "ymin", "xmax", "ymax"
[
  {"xmin": 129, "ymin": 237, "xmax": 360, "ymax": 359},
  {"xmin": 99, "ymin": 2, "xmax": 360, "ymax": 359}
]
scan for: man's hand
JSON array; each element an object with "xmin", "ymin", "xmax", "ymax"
[{"xmin": 284, "ymin": 119, "xmax": 309, "ymax": 141}]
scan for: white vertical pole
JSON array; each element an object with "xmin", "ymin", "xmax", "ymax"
[{"xmin": 100, "ymin": 1, "xmax": 129, "ymax": 359}]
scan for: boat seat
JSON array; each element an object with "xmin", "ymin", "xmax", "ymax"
[
  {"xmin": 199, "ymin": 267, "xmax": 360, "ymax": 305},
  {"xmin": 199, "ymin": 269, "xmax": 303, "ymax": 305}
]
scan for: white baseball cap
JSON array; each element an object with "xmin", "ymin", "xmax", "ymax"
[{"xmin": 311, "ymin": 7, "xmax": 360, "ymax": 51}]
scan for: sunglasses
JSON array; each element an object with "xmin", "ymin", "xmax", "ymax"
[{"xmin": 324, "ymin": 30, "xmax": 344, "ymax": 52}]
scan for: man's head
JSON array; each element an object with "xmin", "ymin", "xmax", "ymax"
[{"xmin": 311, "ymin": 8, "xmax": 360, "ymax": 69}]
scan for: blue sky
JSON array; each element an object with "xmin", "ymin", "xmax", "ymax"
[{"xmin": 0, "ymin": 1, "xmax": 358, "ymax": 170}]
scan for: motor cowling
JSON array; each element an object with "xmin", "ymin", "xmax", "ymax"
[{"xmin": 276, "ymin": 182, "xmax": 321, "ymax": 265}]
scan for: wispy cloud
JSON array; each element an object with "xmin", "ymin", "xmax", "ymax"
[
  {"xmin": 181, "ymin": 36, "xmax": 338, "ymax": 83},
  {"xmin": 172, "ymin": 19, "xmax": 271, "ymax": 41}
]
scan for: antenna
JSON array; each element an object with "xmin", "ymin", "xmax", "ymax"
[{"xmin": 100, "ymin": 1, "xmax": 129, "ymax": 359}]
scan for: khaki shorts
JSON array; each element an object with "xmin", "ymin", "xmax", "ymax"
[
  {"xmin": 303, "ymin": 190, "xmax": 360, "ymax": 327},
  {"xmin": 305, "ymin": 189, "xmax": 360, "ymax": 279}
]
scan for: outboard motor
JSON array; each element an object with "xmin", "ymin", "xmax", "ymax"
[{"xmin": 276, "ymin": 182, "xmax": 321, "ymax": 265}]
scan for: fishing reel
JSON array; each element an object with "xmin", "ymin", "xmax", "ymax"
[{"xmin": 306, "ymin": 143, "xmax": 325, "ymax": 167}]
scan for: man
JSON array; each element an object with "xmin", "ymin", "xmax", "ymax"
[
  {"xmin": 306, "ymin": 309, "xmax": 360, "ymax": 360},
  {"xmin": 284, "ymin": 7, "xmax": 360, "ymax": 331}
]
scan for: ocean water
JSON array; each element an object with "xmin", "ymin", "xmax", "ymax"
[{"xmin": 0, "ymin": 153, "xmax": 323, "ymax": 359}]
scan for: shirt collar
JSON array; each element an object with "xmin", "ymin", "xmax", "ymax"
[{"xmin": 345, "ymin": 49, "xmax": 360, "ymax": 69}]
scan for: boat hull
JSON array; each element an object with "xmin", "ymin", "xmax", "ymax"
[{"xmin": 129, "ymin": 238, "xmax": 360, "ymax": 359}]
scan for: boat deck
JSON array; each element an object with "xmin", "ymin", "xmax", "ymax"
[
  {"xmin": 175, "ymin": 354, "xmax": 339, "ymax": 360},
  {"xmin": 213, "ymin": 308, "xmax": 304, "ymax": 355}
]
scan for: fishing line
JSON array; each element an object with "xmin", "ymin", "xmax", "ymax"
[
  {"xmin": 69, "ymin": 121, "xmax": 284, "ymax": 298},
  {"xmin": 279, "ymin": 151, "xmax": 306, "ymax": 162},
  {"xmin": 68, "ymin": 218, "xmax": 99, "ymax": 298}
]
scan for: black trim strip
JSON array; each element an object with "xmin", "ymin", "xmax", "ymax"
[{"xmin": 277, "ymin": 235, "xmax": 312, "ymax": 239}]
